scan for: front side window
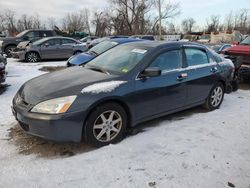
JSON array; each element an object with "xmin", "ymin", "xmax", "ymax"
[
  {"xmin": 150, "ymin": 50, "xmax": 182, "ymax": 71},
  {"xmin": 43, "ymin": 39, "xmax": 60, "ymax": 46},
  {"xmin": 61, "ymin": 39, "xmax": 76, "ymax": 45},
  {"xmin": 184, "ymin": 48, "xmax": 209, "ymax": 66}
]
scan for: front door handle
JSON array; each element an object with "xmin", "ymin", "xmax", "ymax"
[
  {"xmin": 211, "ymin": 67, "xmax": 218, "ymax": 73},
  {"xmin": 177, "ymin": 73, "xmax": 188, "ymax": 81}
]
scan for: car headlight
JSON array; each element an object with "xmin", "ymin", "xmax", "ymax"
[{"xmin": 31, "ymin": 95, "xmax": 77, "ymax": 114}]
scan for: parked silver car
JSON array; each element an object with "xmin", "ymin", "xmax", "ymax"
[{"xmin": 12, "ymin": 37, "xmax": 87, "ymax": 62}]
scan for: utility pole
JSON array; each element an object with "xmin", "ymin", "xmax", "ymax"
[{"xmin": 158, "ymin": 0, "xmax": 162, "ymax": 40}]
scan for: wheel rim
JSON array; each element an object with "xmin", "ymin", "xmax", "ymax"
[
  {"xmin": 27, "ymin": 53, "xmax": 38, "ymax": 62},
  {"xmin": 7, "ymin": 47, "xmax": 15, "ymax": 56},
  {"xmin": 93, "ymin": 110, "xmax": 122, "ymax": 142},
  {"xmin": 211, "ymin": 86, "xmax": 223, "ymax": 107}
]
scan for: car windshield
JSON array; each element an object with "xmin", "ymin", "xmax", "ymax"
[
  {"xmin": 16, "ymin": 30, "xmax": 28, "ymax": 37},
  {"xmin": 89, "ymin": 41, "xmax": 118, "ymax": 55},
  {"xmin": 240, "ymin": 36, "xmax": 250, "ymax": 45},
  {"xmin": 86, "ymin": 45, "xmax": 147, "ymax": 75},
  {"xmin": 33, "ymin": 38, "xmax": 50, "ymax": 45}
]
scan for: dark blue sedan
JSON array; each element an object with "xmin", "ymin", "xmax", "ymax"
[
  {"xmin": 12, "ymin": 41, "xmax": 235, "ymax": 147},
  {"xmin": 67, "ymin": 38, "xmax": 142, "ymax": 67}
]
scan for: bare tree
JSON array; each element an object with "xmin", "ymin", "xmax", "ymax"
[
  {"xmin": 4, "ymin": 10, "xmax": 17, "ymax": 35},
  {"xmin": 206, "ymin": 15, "xmax": 220, "ymax": 33},
  {"xmin": 110, "ymin": 0, "xmax": 152, "ymax": 35},
  {"xmin": 92, "ymin": 10, "xmax": 112, "ymax": 36},
  {"xmin": 224, "ymin": 11, "xmax": 234, "ymax": 32},
  {"xmin": 47, "ymin": 17, "xmax": 57, "ymax": 30},
  {"xmin": 182, "ymin": 17, "xmax": 196, "ymax": 34},
  {"xmin": 152, "ymin": 0, "xmax": 181, "ymax": 38},
  {"xmin": 62, "ymin": 10, "xmax": 89, "ymax": 33},
  {"xmin": 234, "ymin": 9, "xmax": 249, "ymax": 34}
]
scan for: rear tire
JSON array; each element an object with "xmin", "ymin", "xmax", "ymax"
[
  {"xmin": 25, "ymin": 52, "xmax": 40, "ymax": 62},
  {"xmin": 84, "ymin": 102, "xmax": 127, "ymax": 147},
  {"xmin": 204, "ymin": 82, "xmax": 224, "ymax": 111}
]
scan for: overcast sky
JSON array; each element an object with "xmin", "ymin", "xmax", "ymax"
[{"xmin": 0, "ymin": 0, "xmax": 249, "ymax": 27}]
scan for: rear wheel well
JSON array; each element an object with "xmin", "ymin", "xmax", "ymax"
[{"xmin": 82, "ymin": 99, "xmax": 132, "ymax": 136}]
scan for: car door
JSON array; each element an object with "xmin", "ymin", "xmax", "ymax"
[
  {"xmin": 59, "ymin": 39, "xmax": 75, "ymax": 58},
  {"xmin": 183, "ymin": 46, "xmax": 221, "ymax": 105},
  {"xmin": 134, "ymin": 49, "xmax": 188, "ymax": 120},
  {"xmin": 40, "ymin": 39, "xmax": 61, "ymax": 59}
]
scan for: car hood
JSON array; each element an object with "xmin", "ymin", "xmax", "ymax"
[
  {"xmin": 2, "ymin": 37, "xmax": 20, "ymax": 42},
  {"xmin": 68, "ymin": 52, "xmax": 95, "ymax": 66},
  {"xmin": 20, "ymin": 66, "xmax": 118, "ymax": 105},
  {"xmin": 225, "ymin": 45, "xmax": 250, "ymax": 55}
]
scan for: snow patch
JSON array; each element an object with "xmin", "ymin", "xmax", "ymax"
[{"xmin": 81, "ymin": 81, "xmax": 127, "ymax": 94}]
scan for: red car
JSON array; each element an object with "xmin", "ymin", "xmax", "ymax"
[{"xmin": 224, "ymin": 36, "xmax": 250, "ymax": 80}]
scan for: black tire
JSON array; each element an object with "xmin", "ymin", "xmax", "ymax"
[
  {"xmin": 5, "ymin": 45, "xmax": 16, "ymax": 57},
  {"xmin": 204, "ymin": 82, "xmax": 225, "ymax": 111},
  {"xmin": 25, "ymin": 52, "xmax": 40, "ymax": 62},
  {"xmin": 84, "ymin": 102, "xmax": 127, "ymax": 147}
]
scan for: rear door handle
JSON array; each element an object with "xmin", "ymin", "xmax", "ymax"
[
  {"xmin": 211, "ymin": 67, "xmax": 218, "ymax": 73},
  {"xmin": 177, "ymin": 73, "xmax": 188, "ymax": 81}
]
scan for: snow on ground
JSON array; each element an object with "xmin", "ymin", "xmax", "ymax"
[{"xmin": 0, "ymin": 58, "xmax": 250, "ymax": 188}]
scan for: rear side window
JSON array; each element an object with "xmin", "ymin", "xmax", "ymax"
[
  {"xmin": 184, "ymin": 48, "xmax": 209, "ymax": 66},
  {"xmin": 150, "ymin": 50, "xmax": 182, "ymax": 71},
  {"xmin": 40, "ymin": 31, "xmax": 54, "ymax": 37},
  {"xmin": 43, "ymin": 39, "xmax": 60, "ymax": 46}
]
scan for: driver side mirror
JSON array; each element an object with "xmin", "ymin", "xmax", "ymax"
[
  {"xmin": 139, "ymin": 67, "xmax": 161, "ymax": 78},
  {"xmin": 44, "ymin": 43, "xmax": 49, "ymax": 47}
]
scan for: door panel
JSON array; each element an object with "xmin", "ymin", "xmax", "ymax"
[
  {"xmin": 59, "ymin": 39, "xmax": 75, "ymax": 58},
  {"xmin": 134, "ymin": 71, "xmax": 187, "ymax": 120},
  {"xmin": 132, "ymin": 49, "xmax": 187, "ymax": 121},
  {"xmin": 183, "ymin": 47, "xmax": 221, "ymax": 104},
  {"xmin": 40, "ymin": 39, "xmax": 60, "ymax": 59}
]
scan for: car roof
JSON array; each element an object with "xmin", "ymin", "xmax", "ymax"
[
  {"xmin": 110, "ymin": 38, "xmax": 143, "ymax": 44},
  {"xmin": 119, "ymin": 41, "xmax": 207, "ymax": 49},
  {"xmin": 42, "ymin": 36, "xmax": 77, "ymax": 41}
]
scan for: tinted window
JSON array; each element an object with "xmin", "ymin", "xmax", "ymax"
[
  {"xmin": 61, "ymin": 39, "xmax": 75, "ymax": 44},
  {"xmin": 184, "ymin": 48, "xmax": 209, "ymax": 66},
  {"xmin": 40, "ymin": 31, "xmax": 54, "ymax": 37},
  {"xmin": 43, "ymin": 39, "xmax": 60, "ymax": 46},
  {"xmin": 25, "ymin": 31, "xmax": 39, "ymax": 39},
  {"xmin": 150, "ymin": 50, "xmax": 182, "ymax": 71}
]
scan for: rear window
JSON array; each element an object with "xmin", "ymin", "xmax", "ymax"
[{"xmin": 184, "ymin": 48, "xmax": 209, "ymax": 66}]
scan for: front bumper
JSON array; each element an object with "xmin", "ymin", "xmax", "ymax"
[
  {"xmin": 11, "ymin": 50, "xmax": 26, "ymax": 60},
  {"xmin": 12, "ymin": 104, "xmax": 86, "ymax": 142}
]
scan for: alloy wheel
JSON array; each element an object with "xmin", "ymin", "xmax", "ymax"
[
  {"xmin": 93, "ymin": 110, "xmax": 122, "ymax": 142},
  {"xmin": 27, "ymin": 53, "xmax": 38, "ymax": 62},
  {"xmin": 210, "ymin": 86, "xmax": 223, "ymax": 107}
]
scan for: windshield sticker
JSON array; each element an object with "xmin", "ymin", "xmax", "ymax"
[
  {"xmin": 81, "ymin": 81, "xmax": 127, "ymax": 94},
  {"xmin": 131, "ymin": 49, "xmax": 147, "ymax": 54}
]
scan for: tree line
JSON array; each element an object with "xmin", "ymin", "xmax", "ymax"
[{"xmin": 0, "ymin": 0, "xmax": 249, "ymax": 37}]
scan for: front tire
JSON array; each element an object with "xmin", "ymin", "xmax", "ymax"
[
  {"xmin": 84, "ymin": 102, "xmax": 127, "ymax": 147},
  {"xmin": 25, "ymin": 52, "xmax": 40, "ymax": 62},
  {"xmin": 204, "ymin": 82, "xmax": 224, "ymax": 111},
  {"xmin": 5, "ymin": 45, "xmax": 16, "ymax": 57}
]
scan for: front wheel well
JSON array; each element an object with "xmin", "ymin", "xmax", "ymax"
[{"xmin": 82, "ymin": 99, "xmax": 132, "ymax": 136}]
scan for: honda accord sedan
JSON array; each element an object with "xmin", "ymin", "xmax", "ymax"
[{"xmin": 12, "ymin": 41, "xmax": 235, "ymax": 147}]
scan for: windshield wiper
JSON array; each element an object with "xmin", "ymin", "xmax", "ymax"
[
  {"xmin": 89, "ymin": 50, "xmax": 98, "ymax": 56},
  {"xmin": 87, "ymin": 66, "xmax": 110, "ymax": 75}
]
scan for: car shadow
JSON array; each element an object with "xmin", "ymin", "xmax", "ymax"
[
  {"xmin": 126, "ymin": 106, "xmax": 208, "ymax": 136},
  {"xmin": 0, "ymin": 84, "xmax": 10, "ymax": 95},
  {"xmin": 8, "ymin": 106, "xmax": 207, "ymax": 159}
]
